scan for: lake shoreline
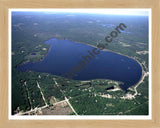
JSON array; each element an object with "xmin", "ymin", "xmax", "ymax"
[
  {"xmin": 17, "ymin": 38, "xmax": 143, "ymax": 90},
  {"xmin": 70, "ymin": 39, "xmax": 144, "ymax": 89}
]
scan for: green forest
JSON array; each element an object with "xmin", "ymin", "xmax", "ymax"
[{"xmin": 11, "ymin": 12, "xmax": 149, "ymax": 115}]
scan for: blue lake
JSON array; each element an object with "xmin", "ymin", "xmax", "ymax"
[{"xmin": 17, "ymin": 38, "xmax": 142, "ymax": 90}]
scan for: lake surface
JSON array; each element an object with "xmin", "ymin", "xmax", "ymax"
[{"xmin": 17, "ymin": 38, "xmax": 142, "ymax": 90}]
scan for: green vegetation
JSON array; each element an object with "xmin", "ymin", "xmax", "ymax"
[
  {"xmin": 69, "ymin": 92, "xmax": 148, "ymax": 115},
  {"xmin": 38, "ymin": 74, "xmax": 65, "ymax": 105}
]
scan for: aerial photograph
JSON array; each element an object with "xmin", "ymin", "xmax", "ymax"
[{"xmin": 11, "ymin": 9, "xmax": 150, "ymax": 117}]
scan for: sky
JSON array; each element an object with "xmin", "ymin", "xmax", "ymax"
[
  {"xmin": 11, "ymin": 9, "xmax": 150, "ymax": 16},
  {"xmin": 44, "ymin": 9, "xmax": 149, "ymax": 16}
]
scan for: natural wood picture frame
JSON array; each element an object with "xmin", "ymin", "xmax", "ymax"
[{"xmin": 0, "ymin": 0, "xmax": 160, "ymax": 128}]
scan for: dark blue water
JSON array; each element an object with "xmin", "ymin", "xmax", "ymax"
[
  {"xmin": 17, "ymin": 38, "xmax": 142, "ymax": 90},
  {"xmin": 31, "ymin": 53, "xmax": 36, "ymax": 55}
]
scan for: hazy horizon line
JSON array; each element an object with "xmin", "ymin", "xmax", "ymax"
[{"xmin": 11, "ymin": 9, "xmax": 150, "ymax": 16}]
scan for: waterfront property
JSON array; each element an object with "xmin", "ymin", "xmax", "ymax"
[{"xmin": 17, "ymin": 38, "xmax": 142, "ymax": 90}]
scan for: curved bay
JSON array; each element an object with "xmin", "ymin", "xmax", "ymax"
[{"xmin": 17, "ymin": 38, "xmax": 142, "ymax": 90}]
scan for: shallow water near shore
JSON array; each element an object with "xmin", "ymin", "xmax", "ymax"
[{"xmin": 17, "ymin": 38, "xmax": 142, "ymax": 90}]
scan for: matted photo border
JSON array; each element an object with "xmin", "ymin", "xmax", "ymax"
[{"xmin": 9, "ymin": 8, "xmax": 152, "ymax": 120}]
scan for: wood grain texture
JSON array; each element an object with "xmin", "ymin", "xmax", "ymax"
[{"xmin": 0, "ymin": 0, "xmax": 160, "ymax": 128}]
